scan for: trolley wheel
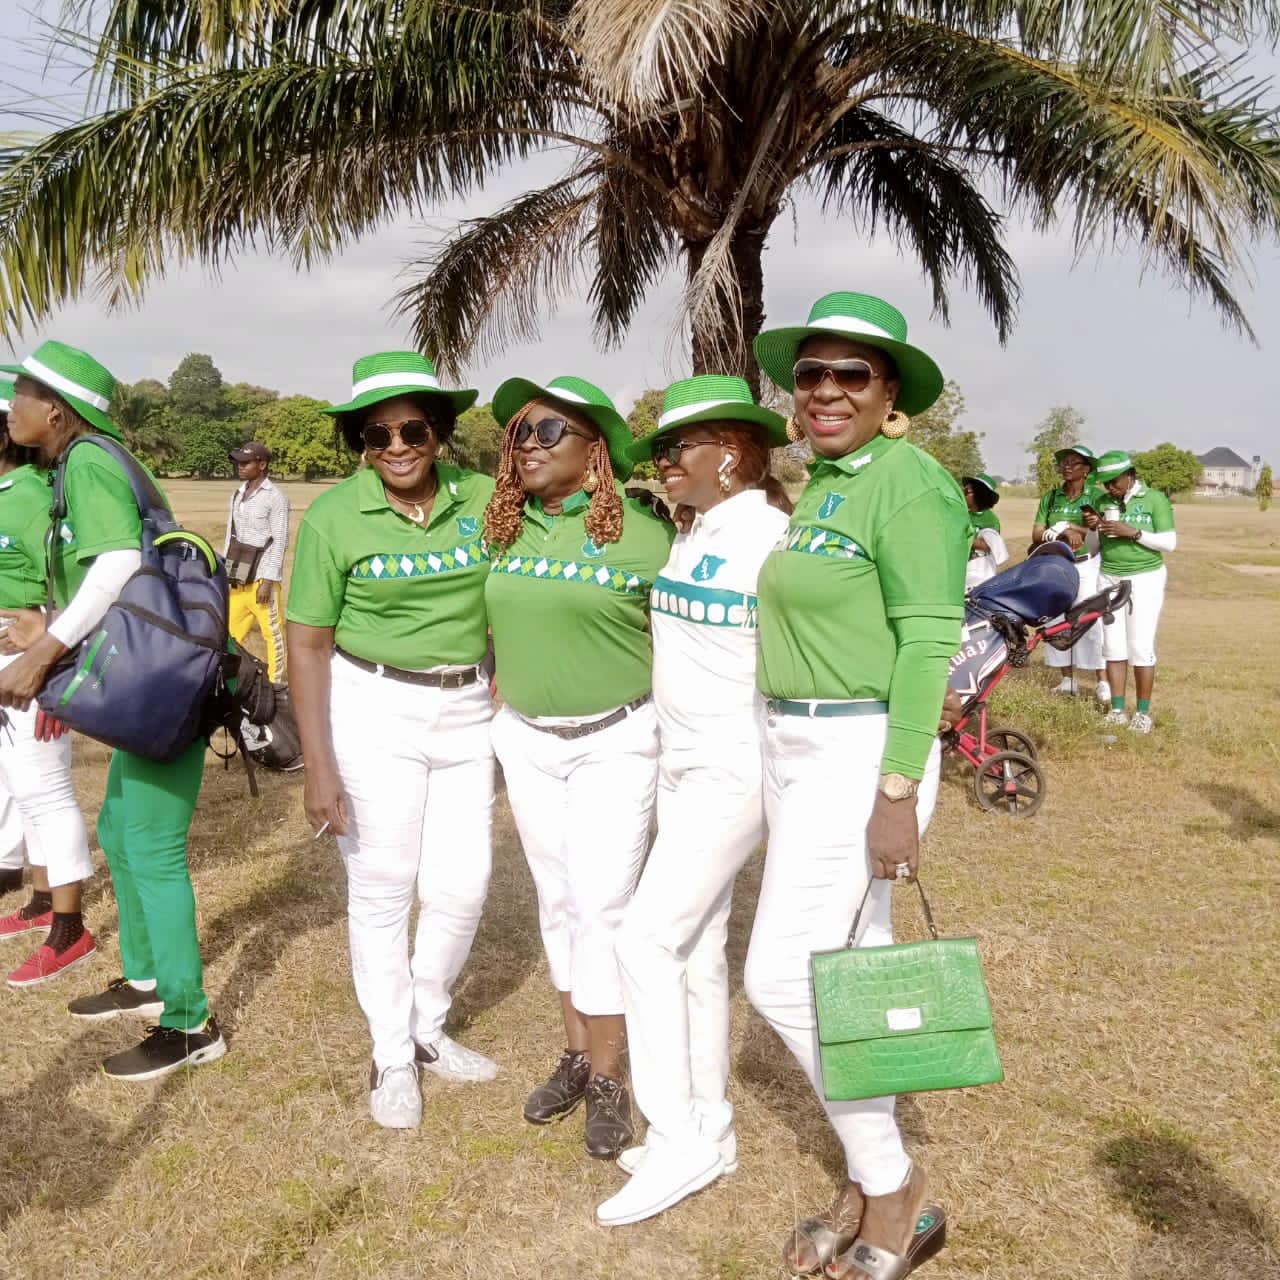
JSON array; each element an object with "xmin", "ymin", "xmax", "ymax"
[
  {"xmin": 974, "ymin": 750, "xmax": 1046, "ymax": 818},
  {"xmin": 986, "ymin": 727, "xmax": 1038, "ymax": 759}
]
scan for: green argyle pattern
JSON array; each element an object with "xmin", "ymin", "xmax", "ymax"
[
  {"xmin": 350, "ymin": 541, "xmax": 488, "ymax": 580},
  {"xmin": 490, "ymin": 552, "xmax": 649, "ymax": 595},
  {"xmin": 785, "ymin": 525, "xmax": 869, "ymax": 561}
]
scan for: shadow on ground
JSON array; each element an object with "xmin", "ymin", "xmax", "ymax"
[{"xmin": 1195, "ymin": 783, "xmax": 1280, "ymax": 842}]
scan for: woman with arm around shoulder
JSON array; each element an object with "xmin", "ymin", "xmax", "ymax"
[
  {"xmin": 597, "ymin": 376, "xmax": 792, "ymax": 1226},
  {"xmin": 0, "ymin": 342, "xmax": 223, "ymax": 1080},
  {"xmin": 746, "ymin": 294, "xmax": 969, "ymax": 1278},
  {"xmin": 483, "ymin": 374, "xmax": 672, "ymax": 1161},
  {"xmin": 287, "ymin": 352, "xmax": 499, "ymax": 1131}
]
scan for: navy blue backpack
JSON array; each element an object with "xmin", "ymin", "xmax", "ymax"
[{"xmin": 38, "ymin": 436, "xmax": 230, "ymax": 762}]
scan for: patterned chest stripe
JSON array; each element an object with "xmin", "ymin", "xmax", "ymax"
[
  {"xmin": 650, "ymin": 576, "xmax": 758, "ymax": 629},
  {"xmin": 350, "ymin": 540, "xmax": 489, "ymax": 580},
  {"xmin": 490, "ymin": 552, "xmax": 649, "ymax": 595},
  {"xmin": 785, "ymin": 525, "xmax": 869, "ymax": 560}
]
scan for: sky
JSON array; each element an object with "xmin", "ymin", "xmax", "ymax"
[{"xmin": 0, "ymin": 4, "xmax": 1277, "ymax": 479}]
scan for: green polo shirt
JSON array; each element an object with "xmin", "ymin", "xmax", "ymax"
[
  {"xmin": 486, "ymin": 487, "xmax": 674, "ymax": 717},
  {"xmin": 1034, "ymin": 482, "xmax": 1106, "ymax": 561},
  {"xmin": 758, "ymin": 434, "xmax": 968, "ymax": 700},
  {"xmin": 1100, "ymin": 480, "xmax": 1174, "ymax": 576},
  {"xmin": 51, "ymin": 444, "xmax": 147, "ymax": 609},
  {"xmin": 0, "ymin": 465, "xmax": 51, "ymax": 610},
  {"xmin": 287, "ymin": 463, "xmax": 495, "ymax": 668},
  {"xmin": 969, "ymin": 509, "xmax": 1001, "ymax": 534}
]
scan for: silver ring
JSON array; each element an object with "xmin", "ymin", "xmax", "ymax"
[{"xmin": 895, "ymin": 862, "xmax": 911, "ymax": 880}]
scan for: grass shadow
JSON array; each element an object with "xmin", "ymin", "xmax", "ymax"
[
  {"xmin": 1194, "ymin": 782, "xmax": 1280, "ymax": 842},
  {"xmin": 1098, "ymin": 1126, "xmax": 1279, "ymax": 1278}
]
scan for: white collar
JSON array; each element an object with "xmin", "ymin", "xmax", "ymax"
[
  {"xmin": 688, "ymin": 487, "xmax": 767, "ymax": 538},
  {"xmin": 238, "ymin": 476, "xmax": 275, "ymax": 498},
  {"xmin": 1125, "ymin": 478, "xmax": 1146, "ymax": 501}
]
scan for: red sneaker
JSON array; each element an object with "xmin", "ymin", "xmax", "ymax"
[
  {"xmin": 7, "ymin": 930, "xmax": 97, "ymax": 988},
  {"xmin": 0, "ymin": 908, "xmax": 53, "ymax": 939}
]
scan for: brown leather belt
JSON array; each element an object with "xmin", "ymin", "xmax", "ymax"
[
  {"xmin": 336, "ymin": 647, "xmax": 479, "ymax": 690},
  {"xmin": 518, "ymin": 694, "xmax": 651, "ymax": 741}
]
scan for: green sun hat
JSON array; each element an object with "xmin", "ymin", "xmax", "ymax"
[
  {"xmin": 1094, "ymin": 450, "xmax": 1134, "ymax": 481},
  {"xmin": 752, "ymin": 291, "xmax": 945, "ymax": 416},
  {"xmin": 963, "ymin": 473, "xmax": 1000, "ymax": 508},
  {"xmin": 492, "ymin": 374, "xmax": 634, "ymax": 480},
  {"xmin": 0, "ymin": 340, "xmax": 123, "ymax": 439},
  {"xmin": 1054, "ymin": 444, "xmax": 1096, "ymax": 468},
  {"xmin": 0, "ymin": 378, "xmax": 15, "ymax": 414},
  {"xmin": 628, "ymin": 375, "xmax": 788, "ymax": 463},
  {"xmin": 323, "ymin": 351, "xmax": 478, "ymax": 419}
]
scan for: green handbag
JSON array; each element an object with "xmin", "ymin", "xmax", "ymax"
[{"xmin": 810, "ymin": 879, "xmax": 1004, "ymax": 1101}]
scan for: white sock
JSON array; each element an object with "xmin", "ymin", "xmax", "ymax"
[{"xmin": 128, "ymin": 978, "xmax": 157, "ymax": 992}]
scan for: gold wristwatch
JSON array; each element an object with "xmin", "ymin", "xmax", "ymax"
[{"xmin": 878, "ymin": 773, "xmax": 919, "ymax": 801}]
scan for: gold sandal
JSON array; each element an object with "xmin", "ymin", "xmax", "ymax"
[
  {"xmin": 783, "ymin": 1182, "xmax": 866, "ymax": 1275},
  {"xmin": 826, "ymin": 1167, "xmax": 946, "ymax": 1280}
]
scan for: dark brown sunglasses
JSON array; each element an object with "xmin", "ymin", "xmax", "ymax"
[
  {"xmin": 362, "ymin": 418, "xmax": 435, "ymax": 451},
  {"xmin": 792, "ymin": 358, "xmax": 885, "ymax": 394}
]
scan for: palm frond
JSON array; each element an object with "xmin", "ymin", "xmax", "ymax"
[{"xmin": 396, "ymin": 165, "xmax": 603, "ymax": 375}]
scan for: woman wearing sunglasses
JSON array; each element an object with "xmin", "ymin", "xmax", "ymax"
[
  {"xmin": 484, "ymin": 374, "xmax": 673, "ymax": 1160},
  {"xmin": 288, "ymin": 351, "xmax": 499, "ymax": 1130},
  {"xmin": 593, "ymin": 376, "xmax": 790, "ymax": 1226},
  {"xmin": 747, "ymin": 293, "xmax": 967, "ymax": 1278}
]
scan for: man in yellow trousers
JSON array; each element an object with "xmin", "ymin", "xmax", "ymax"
[{"xmin": 224, "ymin": 442, "xmax": 289, "ymax": 681}]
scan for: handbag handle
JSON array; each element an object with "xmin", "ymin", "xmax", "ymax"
[{"xmin": 845, "ymin": 877, "xmax": 939, "ymax": 948}]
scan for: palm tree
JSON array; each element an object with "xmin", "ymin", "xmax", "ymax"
[{"xmin": 2, "ymin": 1, "xmax": 1279, "ymax": 394}]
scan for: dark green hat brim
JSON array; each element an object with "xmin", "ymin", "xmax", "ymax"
[
  {"xmin": 628, "ymin": 402, "xmax": 788, "ymax": 462},
  {"xmin": 1054, "ymin": 447, "xmax": 1096, "ymax": 469},
  {"xmin": 493, "ymin": 377, "xmax": 634, "ymax": 480},
  {"xmin": 0, "ymin": 362, "xmax": 123, "ymax": 440},
  {"xmin": 963, "ymin": 475, "xmax": 1000, "ymax": 507}
]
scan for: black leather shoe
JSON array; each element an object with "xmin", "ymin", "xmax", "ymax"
[
  {"xmin": 584, "ymin": 1074, "xmax": 634, "ymax": 1159},
  {"xmin": 523, "ymin": 1049, "xmax": 590, "ymax": 1125}
]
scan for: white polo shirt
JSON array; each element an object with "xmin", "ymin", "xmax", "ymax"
[{"xmin": 650, "ymin": 488, "xmax": 790, "ymax": 750}]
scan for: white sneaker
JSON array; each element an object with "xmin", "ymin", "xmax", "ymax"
[
  {"xmin": 1128, "ymin": 712, "xmax": 1154, "ymax": 735},
  {"xmin": 369, "ymin": 1063, "xmax": 422, "ymax": 1129},
  {"xmin": 415, "ymin": 1034, "xmax": 500, "ymax": 1083},
  {"xmin": 1101, "ymin": 707, "xmax": 1129, "ymax": 727},
  {"xmin": 1051, "ymin": 677, "xmax": 1078, "ymax": 695},
  {"xmin": 618, "ymin": 1126, "xmax": 738, "ymax": 1176},
  {"xmin": 1095, "ymin": 680, "xmax": 1112, "ymax": 704},
  {"xmin": 597, "ymin": 1138, "xmax": 724, "ymax": 1226}
]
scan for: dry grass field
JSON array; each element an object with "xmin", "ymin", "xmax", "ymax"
[{"xmin": 0, "ymin": 482, "xmax": 1276, "ymax": 1280}]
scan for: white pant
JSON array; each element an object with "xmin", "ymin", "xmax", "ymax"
[
  {"xmin": 616, "ymin": 739, "xmax": 764, "ymax": 1144},
  {"xmin": 1044, "ymin": 554, "xmax": 1103, "ymax": 671},
  {"xmin": 330, "ymin": 656, "xmax": 495, "ymax": 1072},
  {"xmin": 492, "ymin": 700, "xmax": 658, "ymax": 1016},
  {"xmin": 745, "ymin": 712, "xmax": 941, "ymax": 1197},
  {"xmin": 0, "ymin": 654, "xmax": 93, "ymax": 888},
  {"xmin": 0, "ymin": 788, "xmax": 25, "ymax": 871},
  {"xmin": 1101, "ymin": 565, "xmax": 1166, "ymax": 667}
]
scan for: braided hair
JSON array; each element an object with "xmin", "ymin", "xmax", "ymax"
[{"xmin": 483, "ymin": 404, "xmax": 624, "ymax": 549}]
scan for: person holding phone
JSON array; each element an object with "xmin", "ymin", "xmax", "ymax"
[{"xmin": 288, "ymin": 351, "xmax": 499, "ymax": 1130}]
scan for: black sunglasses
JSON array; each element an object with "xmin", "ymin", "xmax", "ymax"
[
  {"xmin": 514, "ymin": 416, "xmax": 594, "ymax": 449},
  {"xmin": 653, "ymin": 438, "xmax": 717, "ymax": 466},
  {"xmin": 792, "ymin": 358, "xmax": 884, "ymax": 394},
  {"xmin": 362, "ymin": 418, "xmax": 435, "ymax": 451}
]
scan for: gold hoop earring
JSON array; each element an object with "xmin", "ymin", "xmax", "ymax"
[
  {"xmin": 785, "ymin": 414, "xmax": 804, "ymax": 443},
  {"xmin": 881, "ymin": 409, "xmax": 910, "ymax": 439},
  {"xmin": 582, "ymin": 469, "xmax": 599, "ymax": 494}
]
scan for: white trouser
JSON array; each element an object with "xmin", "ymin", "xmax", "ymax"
[
  {"xmin": 1101, "ymin": 565, "xmax": 1166, "ymax": 667},
  {"xmin": 0, "ymin": 787, "xmax": 25, "ymax": 871},
  {"xmin": 492, "ymin": 700, "xmax": 659, "ymax": 1016},
  {"xmin": 745, "ymin": 712, "xmax": 941, "ymax": 1197},
  {"xmin": 616, "ymin": 737, "xmax": 764, "ymax": 1145},
  {"xmin": 0, "ymin": 654, "xmax": 93, "ymax": 887},
  {"xmin": 1044, "ymin": 554, "xmax": 1103, "ymax": 671},
  {"xmin": 330, "ymin": 655, "xmax": 495, "ymax": 1072}
]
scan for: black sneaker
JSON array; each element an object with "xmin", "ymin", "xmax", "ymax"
[
  {"xmin": 68, "ymin": 977, "xmax": 165, "ymax": 1022},
  {"xmin": 523, "ymin": 1049, "xmax": 591, "ymax": 1125},
  {"xmin": 102, "ymin": 1016, "xmax": 227, "ymax": 1082},
  {"xmin": 0, "ymin": 868, "xmax": 23, "ymax": 896},
  {"xmin": 584, "ymin": 1075, "xmax": 634, "ymax": 1159}
]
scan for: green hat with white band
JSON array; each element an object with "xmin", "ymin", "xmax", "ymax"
[
  {"xmin": 752, "ymin": 291, "xmax": 945, "ymax": 416},
  {"xmin": 323, "ymin": 351, "xmax": 478, "ymax": 419},
  {"xmin": 1094, "ymin": 450, "xmax": 1135, "ymax": 480},
  {"xmin": 1054, "ymin": 444, "xmax": 1096, "ymax": 467},
  {"xmin": 0, "ymin": 378, "xmax": 14, "ymax": 415},
  {"xmin": 963, "ymin": 473, "xmax": 1000, "ymax": 508},
  {"xmin": 0, "ymin": 340, "xmax": 122, "ymax": 439},
  {"xmin": 628, "ymin": 374, "xmax": 787, "ymax": 462},
  {"xmin": 492, "ymin": 374, "xmax": 634, "ymax": 480}
]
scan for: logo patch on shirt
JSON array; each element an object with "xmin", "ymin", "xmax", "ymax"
[
  {"xmin": 457, "ymin": 516, "xmax": 479, "ymax": 537},
  {"xmin": 581, "ymin": 535, "xmax": 606, "ymax": 558},
  {"xmin": 818, "ymin": 492, "xmax": 846, "ymax": 520},
  {"xmin": 691, "ymin": 554, "xmax": 726, "ymax": 582}
]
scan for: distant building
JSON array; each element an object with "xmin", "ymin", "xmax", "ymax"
[{"xmin": 1196, "ymin": 447, "xmax": 1257, "ymax": 495}]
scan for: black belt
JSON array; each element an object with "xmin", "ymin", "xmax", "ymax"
[
  {"xmin": 336, "ymin": 647, "xmax": 479, "ymax": 690},
  {"xmin": 518, "ymin": 695, "xmax": 650, "ymax": 741}
]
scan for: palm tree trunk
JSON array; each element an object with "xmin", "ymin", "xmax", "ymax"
[{"xmin": 687, "ymin": 226, "xmax": 768, "ymax": 399}]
